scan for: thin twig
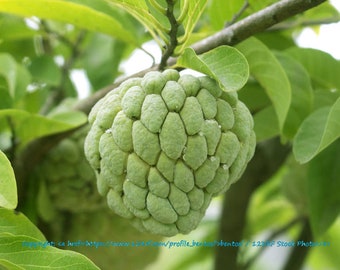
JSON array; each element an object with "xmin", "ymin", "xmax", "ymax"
[
  {"xmin": 39, "ymin": 29, "xmax": 86, "ymax": 115},
  {"xmin": 139, "ymin": 46, "xmax": 156, "ymax": 66},
  {"xmin": 224, "ymin": 0, "xmax": 250, "ymax": 27}
]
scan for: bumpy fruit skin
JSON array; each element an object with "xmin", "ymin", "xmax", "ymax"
[
  {"xmin": 85, "ymin": 69, "xmax": 256, "ymax": 236},
  {"xmin": 38, "ymin": 127, "xmax": 104, "ymax": 213}
]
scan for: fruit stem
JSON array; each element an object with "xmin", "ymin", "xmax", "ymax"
[{"xmin": 159, "ymin": 0, "xmax": 179, "ymax": 70}]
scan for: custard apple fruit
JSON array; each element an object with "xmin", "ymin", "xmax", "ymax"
[
  {"xmin": 85, "ymin": 69, "xmax": 256, "ymax": 236},
  {"xmin": 38, "ymin": 126, "xmax": 104, "ymax": 213}
]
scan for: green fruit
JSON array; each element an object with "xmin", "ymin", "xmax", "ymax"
[
  {"xmin": 85, "ymin": 69, "xmax": 256, "ymax": 236},
  {"xmin": 38, "ymin": 127, "xmax": 104, "ymax": 214}
]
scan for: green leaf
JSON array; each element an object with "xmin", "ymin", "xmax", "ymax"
[
  {"xmin": 0, "ymin": 151, "xmax": 17, "ymax": 209},
  {"xmin": 176, "ymin": 0, "xmax": 208, "ymax": 54},
  {"xmin": 0, "ymin": 208, "xmax": 45, "ymax": 240},
  {"xmin": 236, "ymin": 37, "xmax": 291, "ymax": 131},
  {"xmin": 0, "ymin": 53, "xmax": 31, "ymax": 102},
  {"xmin": 82, "ymin": 34, "xmax": 126, "ymax": 89},
  {"xmin": 106, "ymin": 0, "xmax": 208, "ymax": 54},
  {"xmin": 0, "ymin": 14, "xmax": 38, "ymax": 41},
  {"xmin": 253, "ymin": 106, "xmax": 279, "ymax": 142},
  {"xmin": 293, "ymin": 97, "xmax": 340, "ymax": 163},
  {"xmin": 28, "ymin": 56, "xmax": 62, "ymax": 86},
  {"xmin": 0, "ymin": 259, "xmax": 24, "ymax": 270},
  {"xmin": 0, "ymin": 54, "xmax": 17, "ymax": 98},
  {"xmin": 238, "ymin": 80, "xmax": 271, "ymax": 112},
  {"xmin": 0, "ymin": 233, "xmax": 99, "ymax": 269},
  {"xmin": 245, "ymin": 168, "xmax": 296, "ymax": 236},
  {"xmin": 307, "ymin": 140, "xmax": 340, "ymax": 237},
  {"xmin": 0, "ymin": 0, "xmax": 136, "ymax": 44},
  {"xmin": 177, "ymin": 46, "xmax": 249, "ymax": 92},
  {"xmin": 0, "ymin": 109, "xmax": 87, "ymax": 148},
  {"xmin": 208, "ymin": 0, "xmax": 245, "ymax": 30},
  {"xmin": 105, "ymin": 0, "xmax": 168, "ymax": 47},
  {"xmin": 275, "ymin": 52, "xmax": 314, "ymax": 140},
  {"xmin": 308, "ymin": 220, "xmax": 340, "ymax": 269},
  {"xmin": 286, "ymin": 48, "xmax": 340, "ymax": 90}
]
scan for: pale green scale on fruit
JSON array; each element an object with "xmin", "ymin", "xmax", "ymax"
[
  {"xmin": 161, "ymin": 81, "xmax": 186, "ymax": 112},
  {"xmin": 187, "ymin": 187, "xmax": 205, "ymax": 210},
  {"xmin": 156, "ymin": 152, "xmax": 176, "ymax": 182},
  {"xmin": 215, "ymin": 99, "xmax": 235, "ymax": 131},
  {"xmin": 231, "ymin": 102, "xmax": 254, "ymax": 142},
  {"xmin": 199, "ymin": 77, "xmax": 222, "ymax": 98},
  {"xmin": 106, "ymin": 173, "xmax": 124, "ymax": 194},
  {"xmin": 169, "ymin": 184, "xmax": 190, "ymax": 216},
  {"xmin": 229, "ymin": 141, "xmax": 250, "ymax": 184},
  {"xmin": 160, "ymin": 112, "xmax": 186, "ymax": 160},
  {"xmin": 88, "ymin": 98, "xmax": 104, "ymax": 124},
  {"xmin": 123, "ymin": 180, "xmax": 148, "ymax": 210},
  {"xmin": 126, "ymin": 153, "xmax": 149, "ymax": 188},
  {"xmin": 99, "ymin": 133, "xmax": 127, "ymax": 176},
  {"xmin": 95, "ymin": 94, "xmax": 122, "ymax": 129},
  {"xmin": 162, "ymin": 69, "xmax": 180, "ymax": 82},
  {"xmin": 99, "ymin": 145, "xmax": 125, "ymax": 193},
  {"xmin": 118, "ymin": 77, "xmax": 142, "ymax": 97},
  {"xmin": 247, "ymin": 131, "xmax": 256, "ymax": 161},
  {"xmin": 84, "ymin": 125, "xmax": 102, "ymax": 170},
  {"xmin": 183, "ymin": 135, "xmax": 207, "ymax": 170},
  {"xmin": 195, "ymin": 156, "xmax": 220, "ymax": 188},
  {"xmin": 107, "ymin": 189, "xmax": 133, "ymax": 219},
  {"xmin": 141, "ymin": 94, "xmax": 168, "ymax": 133},
  {"xmin": 201, "ymin": 120, "xmax": 221, "ymax": 155},
  {"xmin": 122, "ymin": 85, "xmax": 145, "ymax": 118},
  {"xmin": 96, "ymin": 174, "xmax": 109, "ymax": 196},
  {"xmin": 123, "ymin": 197, "xmax": 150, "ymax": 219},
  {"xmin": 215, "ymin": 132, "xmax": 240, "ymax": 166},
  {"xmin": 141, "ymin": 71, "xmax": 166, "ymax": 95},
  {"xmin": 142, "ymin": 217, "xmax": 178, "ymax": 237},
  {"xmin": 174, "ymin": 160, "xmax": 194, "ymax": 193},
  {"xmin": 206, "ymin": 166, "xmax": 230, "ymax": 195},
  {"xmin": 148, "ymin": 168, "xmax": 170, "ymax": 198},
  {"xmin": 176, "ymin": 210, "xmax": 201, "ymax": 234},
  {"xmin": 132, "ymin": 121, "xmax": 161, "ymax": 165},
  {"xmin": 84, "ymin": 69, "xmax": 256, "ymax": 237},
  {"xmin": 220, "ymin": 91, "xmax": 238, "ymax": 106},
  {"xmin": 178, "ymin": 74, "xmax": 201, "ymax": 96},
  {"xmin": 180, "ymin": 97, "xmax": 204, "ymax": 135},
  {"xmin": 196, "ymin": 89, "xmax": 218, "ymax": 119},
  {"xmin": 146, "ymin": 193, "xmax": 178, "ymax": 224},
  {"xmin": 112, "ymin": 111, "xmax": 133, "ymax": 152},
  {"xmin": 201, "ymin": 192, "xmax": 213, "ymax": 212}
]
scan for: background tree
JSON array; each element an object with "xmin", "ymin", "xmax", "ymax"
[{"xmin": 0, "ymin": 0, "xmax": 339, "ymax": 269}]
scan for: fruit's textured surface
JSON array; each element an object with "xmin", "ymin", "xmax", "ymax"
[
  {"xmin": 85, "ymin": 69, "xmax": 256, "ymax": 236},
  {"xmin": 38, "ymin": 127, "xmax": 104, "ymax": 213}
]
